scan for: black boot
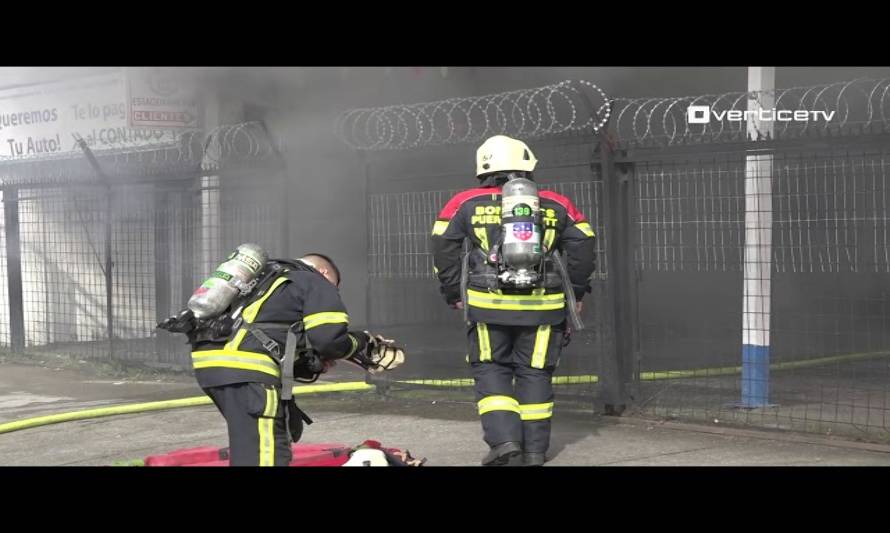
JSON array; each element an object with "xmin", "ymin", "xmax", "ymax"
[
  {"xmin": 481, "ymin": 441, "xmax": 522, "ymax": 466},
  {"xmin": 523, "ymin": 452, "xmax": 546, "ymax": 466}
]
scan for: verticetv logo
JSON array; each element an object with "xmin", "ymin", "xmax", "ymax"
[{"xmin": 687, "ymin": 105, "xmax": 836, "ymax": 124}]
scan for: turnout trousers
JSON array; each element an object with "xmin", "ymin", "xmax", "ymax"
[
  {"xmin": 467, "ymin": 321, "xmax": 565, "ymax": 454},
  {"xmin": 204, "ymin": 382, "xmax": 291, "ymax": 466}
]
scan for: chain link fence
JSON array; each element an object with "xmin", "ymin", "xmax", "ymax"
[
  {"xmin": 632, "ymin": 147, "xmax": 890, "ymax": 440},
  {"xmin": 0, "ymin": 122, "xmax": 286, "ymax": 371},
  {"xmin": 347, "ymin": 79, "xmax": 890, "ymax": 442}
]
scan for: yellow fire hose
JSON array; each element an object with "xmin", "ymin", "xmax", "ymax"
[
  {"xmin": 0, "ymin": 381, "xmax": 374, "ymax": 436},
  {"xmin": 1, "ymin": 350, "xmax": 885, "ymax": 437}
]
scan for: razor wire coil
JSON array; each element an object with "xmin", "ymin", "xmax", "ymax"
[
  {"xmin": 337, "ymin": 78, "xmax": 890, "ymax": 150},
  {"xmin": 610, "ymin": 78, "xmax": 890, "ymax": 147},
  {"xmin": 335, "ymin": 80, "xmax": 611, "ymax": 150}
]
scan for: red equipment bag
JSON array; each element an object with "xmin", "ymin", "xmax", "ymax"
[{"xmin": 144, "ymin": 440, "xmax": 424, "ymax": 466}]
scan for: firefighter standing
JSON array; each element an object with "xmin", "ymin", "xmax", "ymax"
[
  {"xmin": 160, "ymin": 253, "xmax": 404, "ymax": 466},
  {"xmin": 431, "ymin": 136, "xmax": 596, "ymax": 466}
]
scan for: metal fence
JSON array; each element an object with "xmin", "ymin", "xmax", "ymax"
[
  {"xmin": 349, "ymin": 79, "xmax": 890, "ymax": 442},
  {"xmin": 0, "ymin": 122, "xmax": 287, "ymax": 371},
  {"xmin": 630, "ymin": 145, "xmax": 890, "ymax": 440}
]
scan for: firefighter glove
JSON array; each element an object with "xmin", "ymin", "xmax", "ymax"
[{"xmin": 363, "ymin": 331, "xmax": 405, "ymax": 374}]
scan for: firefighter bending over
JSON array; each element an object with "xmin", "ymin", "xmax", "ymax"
[{"xmin": 159, "ymin": 251, "xmax": 404, "ymax": 466}]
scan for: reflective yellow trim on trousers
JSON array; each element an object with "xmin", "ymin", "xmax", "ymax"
[
  {"xmin": 477, "ymin": 323, "xmax": 492, "ymax": 362},
  {"xmin": 466, "ymin": 289, "xmax": 565, "ymax": 311},
  {"xmin": 474, "ymin": 227, "xmax": 490, "ymax": 252},
  {"xmin": 432, "ymin": 220, "xmax": 450, "ymax": 236},
  {"xmin": 574, "ymin": 222, "xmax": 595, "ymax": 237},
  {"xmin": 303, "ymin": 312, "xmax": 349, "ymax": 330},
  {"xmin": 191, "ymin": 350, "xmax": 281, "ymax": 377},
  {"xmin": 531, "ymin": 325, "xmax": 551, "ymax": 369},
  {"xmin": 544, "ymin": 228, "xmax": 556, "ymax": 250},
  {"xmin": 258, "ymin": 416, "xmax": 274, "ymax": 466},
  {"xmin": 346, "ymin": 333, "xmax": 359, "ymax": 357},
  {"xmin": 478, "ymin": 395, "xmax": 520, "ymax": 415},
  {"xmin": 263, "ymin": 387, "xmax": 278, "ymax": 418},
  {"xmin": 520, "ymin": 402, "xmax": 554, "ymax": 421},
  {"xmin": 259, "ymin": 386, "xmax": 278, "ymax": 466}
]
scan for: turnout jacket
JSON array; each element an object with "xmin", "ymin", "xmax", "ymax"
[
  {"xmin": 192, "ymin": 263, "xmax": 370, "ymax": 388},
  {"xmin": 431, "ymin": 177, "xmax": 596, "ymax": 326}
]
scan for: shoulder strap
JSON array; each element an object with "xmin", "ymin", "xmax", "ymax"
[{"xmin": 281, "ymin": 322, "xmax": 312, "ymax": 401}]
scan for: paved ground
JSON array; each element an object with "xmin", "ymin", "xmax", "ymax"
[
  {"xmin": 2, "ymin": 362, "xmax": 890, "ymax": 466},
  {"xmin": 0, "ymin": 362, "xmax": 201, "ymax": 423}
]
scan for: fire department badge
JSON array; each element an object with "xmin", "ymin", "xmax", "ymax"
[{"xmin": 512, "ymin": 222, "xmax": 533, "ymax": 241}]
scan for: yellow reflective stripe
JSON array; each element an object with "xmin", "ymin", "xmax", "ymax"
[
  {"xmin": 519, "ymin": 402, "xmax": 554, "ymax": 421},
  {"xmin": 469, "ymin": 300, "xmax": 565, "ymax": 311},
  {"xmin": 257, "ymin": 417, "xmax": 267, "ymax": 465},
  {"xmin": 474, "ymin": 227, "xmax": 490, "ymax": 252},
  {"xmin": 191, "ymin": 350, "xmax": 281, "ymax": 377},
  {"xmin": 258, "ymin": 385, "xmax": 277, "ymax": 465},
  {"xmin": 468, "ymin": 289, "xmax": 565, "ymax": 302},
  {"xmin": 544, "ymin": 228, "xmax": 556, "ymax": 250},
  {"xmin": 574, "ymin": 222, "xmax": 595, "ymax": 238},
  {"xmin": 192, "ymin": 350, "xmax": 277, "ymax": 363},
  {"xmin": 346, "ymin": 333, "xmax": 359, "ymax": 357},
  {"xmin": 242, "ymin": 276, "xmax": 290, "ymax": 323},
  {"xmin": 432, "ymin": 220, "xmax": 450, "ymax": 236},
  {"xmin": 467, "ymin": 289, "xmax": 565, "ymax": 311},
  {"xmin": 303, "ymin": 312, "xmax": 349, "ymax": 330},
  {"xmin": 224, "ymin": 327, "xmax": 249, "ymax": 351},
  {"xmin": 433, "ymin": 266, "xmax": 439, "ymax": 274},
  {"xmin": 192, "ymin": 360, "xmax": 281, "ymax": 377},
  {"xmin": 531, "ymin": 325, "xmax": 551, "ymax": 369},
  {"xmin": 258, "ymin": 417, "xmax": 274, "ymax": 466},
  {"xmin": 477, "ymin": 323, "xmax": 492, "ymax": 362},
  {"xmin": 263, "ymin": 387, "xmax": 277, "ymax": 418},
  {"xmin": 478, "ymin": 395, "xmax": 520, "ymax": 415}
]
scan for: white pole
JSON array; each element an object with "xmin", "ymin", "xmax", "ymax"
[{"xmin": 742, "ymin": 67, "xmax": 775, "ymax": 407}]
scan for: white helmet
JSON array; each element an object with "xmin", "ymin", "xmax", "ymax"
[
  {"xmin": 343, "ymin": 448, "xmax": 389, "ymax": 466},
  {"xmin": 475, "ymin": 135, "xmax": 538, "ymax": 177}
]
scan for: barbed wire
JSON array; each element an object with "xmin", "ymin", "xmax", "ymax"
[
  {"xmin": 0, "ymin": 121, "xmax": 284, "ymax": 185},
  {"xmin": 610, "ymin": 78, "xmax": 890, "ymax": 147},
  {"xmin": 335, "ymin": 80, "xmax": 611, "ymax": 150},
  {"xmin": 337, "ymin": 78, "xmax": 890, "ymax": 151}
]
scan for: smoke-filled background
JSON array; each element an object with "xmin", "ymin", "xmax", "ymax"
[
  {"xmin": 220, "ymin": 66, "xmax": 890, "ymax": 325},
  {"xmin": 1, "ymin": 66, "xmax": 889, "ymax": 443}
]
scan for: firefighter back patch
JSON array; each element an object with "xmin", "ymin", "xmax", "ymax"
[{"xmin": 512, "ymin": 222, "xmax": 533, "ymax": 241}]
